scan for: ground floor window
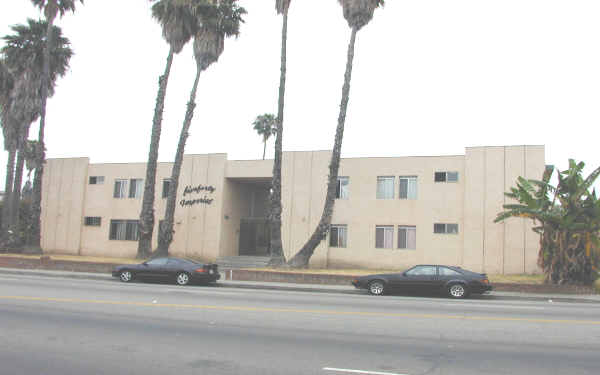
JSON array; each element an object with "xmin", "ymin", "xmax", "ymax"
[
  {"xmin": 329, "ymin": 225, "xmax": 347, "ymax": 248},
  {"xmin": 398, "ymin": 225, "xmax": 416, "ymax": 249},
  {"xmin": 109, "ymin": 220, "xmax": 139, "ymax": 241},
  {"xmin": 375, "ymin": 226, "xmax": 394, "ymax": 249}
]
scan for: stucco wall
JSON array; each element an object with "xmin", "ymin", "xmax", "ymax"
[
  {"xmin": 41, "ymin": 158, "xmax": 89, "ymax": 255},
  {"xmin": 41, "ymin": 146, "xmax": 545, "ymax": 273}
]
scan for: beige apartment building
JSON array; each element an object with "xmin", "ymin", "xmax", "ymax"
[{"xmin": 41, "ymin": 145, "xmax": 544, "ymax": 274}]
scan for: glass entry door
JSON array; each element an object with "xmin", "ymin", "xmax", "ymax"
[{"xmin": 239, "ymin": 218, "xmax": 270, "ymax": 256}]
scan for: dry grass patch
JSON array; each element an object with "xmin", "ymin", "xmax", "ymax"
[{"xmin": 0, "ymin": 253, "xmax": 138, "ymax": 264}]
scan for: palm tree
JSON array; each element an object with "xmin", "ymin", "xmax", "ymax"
[
  {"xmin": 0, "ymin": 60, "xmax": 16, "ymax": 233},
  {"xmin": 155, "ymin": 0, "xmax": 246, "ymax": 256},
  {"xmin": 29, "ymin": 0, "xmax": 84, "ymax": 249},
  {"xmin": 252, "ymin": 113, "xmax": 276, "ymax": 160},
  {"xmin": 138, "ymin": 0, "xmax": 203, "ymax": 259},
  {"xmin": 1, "ymin": 19, "xmax": 72, "ymax": 243},
  {"xmin": 495, "ymin": 161, "xmax": 600, "ymax": 285},
  {"xmin": 268, "ymin": 0, "xmax": 292, "ymax": 266},
  {"xmin": 288, "ymin": 0, "xmax": 384, "ymax": 267}
]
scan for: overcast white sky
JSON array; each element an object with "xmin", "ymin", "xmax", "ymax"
[{"xmin": 1, "ymin": 0, "xmax": 600, "ymax": 188}]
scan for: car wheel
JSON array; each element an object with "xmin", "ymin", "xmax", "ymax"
[
  {"xmin": 448, "ymin": 283, "xmax": 468, "ymax": 299},
  {"xmin": 175, "ymin": 272, "xmax": 190, "ymax": 286},
  {"xmin": 119, "ymin": 270, "xmax": 133, "ymax": 283},
  {"xmin": 368, "ymin": 280, "xmax": 386, "ymax": 296}
]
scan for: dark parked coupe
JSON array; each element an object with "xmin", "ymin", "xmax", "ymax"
[
  {"xmin": 112, "ymin": 257, "xmax": 220, "ymax": 286},
  {"xmin": 352, "ymin": 265, "xmax": 492, "ymax": 298}
]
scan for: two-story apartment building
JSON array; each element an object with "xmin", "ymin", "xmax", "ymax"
[{"xmin": 41, "ymin": 145, "xmax": 544, "ymax": 274}]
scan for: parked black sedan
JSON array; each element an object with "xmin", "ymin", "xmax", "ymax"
[
  {"xmin": 112, "ymin": 257, "xmax": 220, "ymax": 286},
  {"xmin": 352, "ymin": 265, "xmax": 492, "ymax": 298}
]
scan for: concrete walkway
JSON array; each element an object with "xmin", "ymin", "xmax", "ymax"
[{"xmin": 1, "ymin": 267, "xmax": 599, "ymax": 304}]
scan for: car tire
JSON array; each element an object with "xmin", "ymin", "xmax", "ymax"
[
  {"xmin": 119, "ymin": 270, "xmax": 133, "ymax": 283},
  {"xmin": 448, "ymin": 283, "xmax": 469, "ymax": 299},
  {"xmin": 368, "ymin": 280, "xmax": 386, "ymax": 296},
  {"xmin": 175, "ymin": 272, "xmax": 190, "ymax": 286}
]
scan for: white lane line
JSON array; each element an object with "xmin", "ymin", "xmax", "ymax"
[
  {"xmin": 323, "ymin": 367, "xmax": 409, "ymax": 375},
  {"xmin": 442, "ymin": 303, "xmax": 546, "ymax": 310}
]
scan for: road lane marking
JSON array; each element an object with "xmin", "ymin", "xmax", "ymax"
[
  {"xmin": 442, "ymin": 303, "xmax": 546, "ymax": 310},
  {"xmin": 323, "ymin": 367, "xmax": 408, "ymax": 375},
  {"xmin": 1, "ymin": 295, "xmax": 600, "ymax": 325}
]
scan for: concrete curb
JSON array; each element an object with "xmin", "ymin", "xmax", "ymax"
[{"xmin": 2, "ymin": 267, "xmax": 599, "ymax": 303}]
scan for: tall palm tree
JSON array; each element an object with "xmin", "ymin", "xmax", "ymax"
[
  {"xmin": 252, "ymin": 113, "xmax": 276, "ymax": 160},
  {"xmin": 289, "ymin": 0, "xmax": 384, "ymax": 267},
  {"xmin": 0, "ymin": 60, "xmax": 16, "ymax": 233},
  {"xmin": 138, "ymin": 0, "xmax": 203, "ymax": 259},
  {"xmin": 29, "ymin": 0, "xmax": 84, "ymax": 249},
  {"xmin": 1, "ymin": 19, "xmax": 72, "ymax": 242},
  {"xmin": 155, "ymin": 0, "xmax": 246, "ymax": 256},
  {"xmin": 268, "ymin": 0, "xmax": 292, "ymax": 266}
]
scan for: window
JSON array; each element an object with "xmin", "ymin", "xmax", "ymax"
[
  {"xmin": 439, "ymin": 267, "xmax": 463, "ymax": 276},
  {"xmin": 399, "ymin": 176, "xmax": 417, "ymax": 200},
  {"xmin": 162, "ymin": 179, "xmax": 172, "ymax": 199},
  {"xmin": 375, "ymin": 226, "xmax": 394, "ymax": 249},
  {"xmin": 129, "ymin": 178, "xmax": 143, "ymax": 198},
  {"xmin": 376, "ymin": 176, "xmax": 394, "ymax": 199},
  {"xmin": 434, "ymin": 223, "xmax": 459, "ymax": 234},
  {"xmin": 89, "ymin": 176, "xmax": 104, "ymax": 185},
  {"xmin": 109, "ymin": 220, "xmax": 139, "ymax": 241},
  {"xmin": 84, "ymin": 217, "xmax": 101, "ymax": 226},
  {"xmin": 405, "ymin": 265, "xmax": 437, "ymax": 276},
  {"xmin": 336, "ymin": 177, "xmax": 349, "ymax": 199},
  {"xmin": 435, "ymin": 171, "xmax": 459, "ymax": 183},
  {"xmin": 113, "ymin": 179, "xmax": 128, "ymax": 198},
  {"xmin": 146, "ymin": 258, "xmax": 168, "ymax": 266},
  {"xmin": 398, "ymin": 226, "xmax": 416, "ymax": 249},
  {"xmin": 329, "ymin": 225, "xmax": 347, "ymax": 248}
]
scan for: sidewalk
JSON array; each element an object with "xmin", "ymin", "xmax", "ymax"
[{"xmin": 2, "ymin": 267, "xmax": 600, "ymax": 304}]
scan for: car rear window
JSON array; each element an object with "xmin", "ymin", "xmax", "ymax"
[{"xmin": 439, "ymin": 267, "xmax": 463, "ymax": 276}]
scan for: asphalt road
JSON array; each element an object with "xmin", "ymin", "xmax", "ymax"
[{"xmin": 1, "ymin": 274, "xmax": 599, "ymax": 375}]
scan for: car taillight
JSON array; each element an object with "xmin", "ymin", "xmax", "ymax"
[
  {"xmin": 195, "ymin": 268, "xmax": 206, "ymax": 273},
  {"xmin": 481, "ymin": 278, "xmax": 489, "ymax": 284}
]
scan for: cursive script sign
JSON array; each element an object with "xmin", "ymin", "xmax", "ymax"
[
  {"xmin": 180, "ymin": 183, "xmax": 216, "ymax": 207},
  {"xmin": 184, "ymin": 184, "xmax": 216, "ymax": 196}
]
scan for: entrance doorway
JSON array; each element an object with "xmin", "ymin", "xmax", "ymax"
[{"xmin": 239, "ymin": 218, "xmax": 270, "ymax": 256}]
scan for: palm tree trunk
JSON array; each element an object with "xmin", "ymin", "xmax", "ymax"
[
  {"xmin": 28, "ymin": 16, "xmax": 56, "ymax": 249},
  {"xmin": 137, "ymin": 48, "xmax": 175, "ymax": 259},
  {"xmin": 262, "ymin": 140, "xmax": 266, "ymax": 160},
  {"xmin": 155, "ymin": 66, "xmax": 202, "ymax": 257},
  {"xmin": 288, "ymin": 27, "xmax": 358, "ymax": 268},
  {"xmin": 9, "ymin": 148, "xmax": 26, "ymax": 237},
  {"xmin": 1, "ymin": 147, "xmax": 16, "ymax": 232},
  {"xmin": 268, "ymin": 9, "xmax": 289, "ymax": 266}
]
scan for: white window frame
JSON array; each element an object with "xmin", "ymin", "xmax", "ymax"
[
  {"xmin": 129, "ymin": 178, "xmax": 143, "ymax": 199},
  {"xmin": 375, "ymin": 225, "xmax": 394, "ymax": 249},
  {"xmin": 336, "ymin": 177, "xmax": 349, "ymax": 200},
  {"xmin": 399, "ymin": 176, "xmax": 418, "ymax": 200},
  {"xmin": 434, "ymin": 223, "xmax": 459, "ymax": 234},
  {"xmin": 376, "ymin": 176, "xmax": 395, "ymax": 199},
  {"xmin": 398, "ymin": 225, "xmax": 416, "ymax": 250},
  {"xmin": 329, "ymin": 224, "xmax": 347, "ymax": 248},
  {"xmin": 114, "ymin": 179, "xmax": 128, "ymax": 199},
  {"xmin": 435, "ymin": 171, "xmax": 459, "ymax": 183}
]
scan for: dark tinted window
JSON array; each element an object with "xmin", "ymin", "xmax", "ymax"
[
  {"xmin": 405, "ymin": 265, "xmax": 437, "ymax": 276},
  {"xmin": 439, "ymin": 267, "xmax": 463, "ymax": 276},
  {"xmin": 147, "ymin": 258, "xmax": 168, "ymax": 266},
  {"xmin": 434, "ymin": 172, "xmax": 446, "ymax": 182}
]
